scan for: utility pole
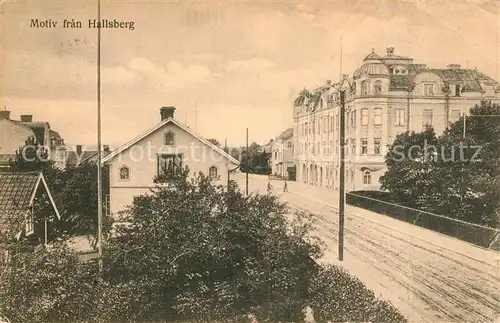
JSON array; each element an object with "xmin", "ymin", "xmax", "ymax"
[
  {"xmin": 96, "ymin": 0, "xmax": 103, "ymax": 276},
  {"xmin": 338, "ymin": 90, "xmax": 346, "ymax": 261},
  {"xmin": 246, "ymin": 128, "xmax": 249, "ymax": 196}
]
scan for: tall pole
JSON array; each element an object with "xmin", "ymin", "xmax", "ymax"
[
  {"xmin": 246, "ymin": 128, "xmax": 249, "ymax": 195},
  {"xmin": 339, "ymin": 36, "xmax": 343, "ymax": 80},
  {"xmin": 96, "ymin": 0, "xmax": 104, "ymax": 276},
  {"xmin": 338, "ymin": 90, "xmax": 346, "ymax": 261}
]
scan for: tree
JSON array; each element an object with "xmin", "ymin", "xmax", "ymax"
[
  {"xmin": 0, "ymin": 172, "xmax": 406, "ymax": 322},
  {"xmin": 9, "ymin": 139, "xmax": 112, "ymax": 240},
  {"xmin": 207, "ymin": 138, "xmax": 221, "ymax": 147},
  {"xmin": 380, "ymin": 126, "xmax": 441, "ymax": 211},
  {"xmin": 103, "ymin": 171, "xmax": 405, "ymax": 322},
  {"xmin": 432, "ymin": 101, "xmax": 500, "ymax": 226},
  {"xmin": 381, "ymin": 101, "xmax": 500, "ymax": 227}
]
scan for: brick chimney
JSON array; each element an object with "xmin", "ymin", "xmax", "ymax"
[
  {"xmin": 76, "ymin": 145, "xmax": 82, "ymax": 154},
  {"xmin": 103, "ymin": 145, "xmax": 110, "ymax": 153},
  {"xmin": 20, "ymin": 114, "xmax": 33, "ymax": 122},
  {"xmin": 0, "ymin": 110, "xmax": 10, "ymax": 119},
  {"xmin": 326, "ymin": 80, "xmax": 332, "ymax": 86},
  {"xmin": 160, "ymin": 106, "xmax": 175, "ymax": 121},
  {"xmin": 386, "ymin": 47, "xmax": 395, "ymax": 56}
]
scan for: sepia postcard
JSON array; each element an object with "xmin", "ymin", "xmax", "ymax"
[{"xmin": 1, "ymin": 1, "xmax": 500, "ymax": 322}]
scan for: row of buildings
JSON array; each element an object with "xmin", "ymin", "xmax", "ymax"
[
  {"xmin": 1, "ymin": 106, "xmax": 240, "ymax": 243},
  {"xmin": 0, "ymin": 110, "xmax": 108, "ymax": 169},
  {"xmin": 268, "ymin": 47, "xmax": 500, "ymax": 191}
]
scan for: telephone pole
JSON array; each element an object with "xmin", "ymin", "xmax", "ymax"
[{"xmin": 338, "ymin": 90, "xmax": 346, "ymax": 261}]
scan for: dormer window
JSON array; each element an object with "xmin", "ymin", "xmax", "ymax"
[
  {"xmin": 119, "ymin": 166, "xmax": 130, "ymax": 180},
  {"xmin": 164, "ymin": 131, "xmax": 175, "ymax": 145},
  {"xmin": 374, "ymin": 80, "xmax": 382, "ymax": 94},
  {"xmin": 424, "ymin": 83, "xmax": 435, "ymax": 96}
]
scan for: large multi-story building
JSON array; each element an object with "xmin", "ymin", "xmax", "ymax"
[{"xmin": 292, "ymin": 47, "xmax": 500, "ymax": 191}]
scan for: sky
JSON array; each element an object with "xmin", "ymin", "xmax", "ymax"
[{"xmin": 1, "ymin": 0, "xmax": 499, "ymax": 148}]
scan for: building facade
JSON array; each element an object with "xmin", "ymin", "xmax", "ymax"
[
  {"xmin": 293, "ymin": 47, "xmax": 500, "ymax": 192},
  {"xmin": 0, "ymin": 111, "xmax": 67, "ymax": 169},
  {"xmin": 102, "ymin": 106, "xmax": 240, "ymax": 215},
  {"xmin": 270, "ymin": 128, "xmax": 294, "ymax": 178}
]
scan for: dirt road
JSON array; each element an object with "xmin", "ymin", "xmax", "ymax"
[{"xmin": 234, "ymin": 174, "xmax": 500, "ymax": 322}]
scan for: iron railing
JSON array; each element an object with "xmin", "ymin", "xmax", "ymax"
[{"xmin": 346, "ymin": 192, "xmax": 500, "ymax": 251}]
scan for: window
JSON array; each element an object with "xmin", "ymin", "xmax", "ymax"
[
  {"xmin": 361, "ymin": 108, "xmax": 369, "ymax": 126},
  {"xmin": 351, "ymin": 170, "xmax": 354, "ymax": 183},
  {"xmin": 449, "ymin": 110, "xmax": 460, "ymax": 123},
  {"xmin": 455, "ymin": 84, "xmax": 461, "ymax": 97},
  {"xmin": 424, "ymin": 83, "xmax": 434, "ymax": 96},
  {"xmin": 119, "ymin": 166, "xmax": 130, "ymax": 180},
  {"xmin": 374, "ymin": 108, "xmax": 382, "ymax": 126},
  {"xmin": 422, "ymin": 109, "xmax": 433, "ymax": 129},
  {"xmin": 352, "ymin": 139, "xmax": 356, "ymax": 155},
  {"xmin": 363, "ymin": 170, "xmax": 372, "ymax": 184},
  {"xmin": 209, "ymin": 166, "xmax": 218, "ymax": 179},
  {"xmin": 374, "ymin": 80, "xmax": 382, "ymax": 94},
  {"xmin": 351, "ymin": 110, "xmax": 357, "ymax": 128},
  {"xmin": 361, "ymin": 138, "xmax": 368, "ymax": 155},
  {"xmin": 158, "ymin": 153, "xmax": 183, "ymax": 177},
  {"xmin": 324, "ymin": 117, "xmax": 327, "ymax": 133},
  {"xmin": 25, "ymin": 211, "xmax": 34, "ymax": 234},
  {"xmin": 164, "ymin": 131, "xmax": 175, "ymax": 145},
  {"xmin": 361, "ymin": 80, "xmax": 368, "ymax": 95},
  {"xmin": 374, "ymin": 138, "xmax": 381, "ymax": 155},
  {"xmin": 395, "ymin": 109, "xmax": 405, "ymax": 126},
  {"xmin": 287, "ymin": 141, "xmax": 292, "ymax": 148}
]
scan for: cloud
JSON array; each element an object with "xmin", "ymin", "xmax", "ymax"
[
  {"xmin": 102, "ymin": 66, "xmax": 135, "ymax": 84},
  {"xmin": 223, "ymin": 58, "xmax": 276, "ymax": 73},
  {"xmin": 126, "ymin": 57, "xmax": 213, "ymax": 92}
]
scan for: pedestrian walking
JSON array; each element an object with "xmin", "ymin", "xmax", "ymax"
[
  {"xmin": 267, "ymin": 181, "xmax": 272, "ymax": 192},
  {"xmin": 283, "ymin": 180, "xmax": 288, "ymax": 192}
]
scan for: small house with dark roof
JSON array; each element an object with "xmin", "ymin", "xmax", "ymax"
[{"xmin": 0, "ymin": 172, "xmax": 60, "ymax": 244}]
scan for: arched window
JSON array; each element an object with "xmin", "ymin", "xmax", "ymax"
[
  {"xmin": 164, "ymin": 131, "xmax": 175, "ymax": 145},
  {"xmin": 363, "ymin": 170, "xmax": 372, "ymax": 185},
  {"xmin": 374, "ymin": 80, "xmax": 382, "ymax": 94},
  {"xmin": 119, "ymin": 166, "xmax": 130, "ymax": 180},
  {"xmin": 209, "ymin": 166, "xmax": 218, "ymax": 179},
  {"xmin": 287, "ymin": 141, "xmax": 292, "ymax": 148}
]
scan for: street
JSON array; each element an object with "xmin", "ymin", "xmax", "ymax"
[{"xmin": 233, "ymin": 173, "xmax": 500, "ymax": 323}]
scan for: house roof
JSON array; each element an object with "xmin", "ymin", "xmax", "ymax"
[
  {"xmin": 101, "ymin": 118, "xmax": 240, "ymax": 165},
  {"xmin": 278, "ymin": 127, "xmax": 293, "ymax": 140},
  {"xmin": 0, "ymin": 172, "xmax": 60, "ymax": 232},
  {"xmin": 0, "ymin": 154, "xmax": 15, "ymax": 167},
  {"xmin": 389, "ymin": 68, "xmax": 499, "ymax": 92},
  {"xmin": 65, "ymin": 150, "xmax": 111, "ymax": 167}
]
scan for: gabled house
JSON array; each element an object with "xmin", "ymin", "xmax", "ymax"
[
  {"xmin": 101, "ymin": 106, "xmax": 240, "ymax": 215},
  {"xmin": 0, "ymin": 172, "xmax": 61, "ymax": 245}
]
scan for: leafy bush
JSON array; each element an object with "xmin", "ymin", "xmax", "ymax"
[{"xmin": 0, "ymin": 171, "xmax": 406, "ymax": 323}]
